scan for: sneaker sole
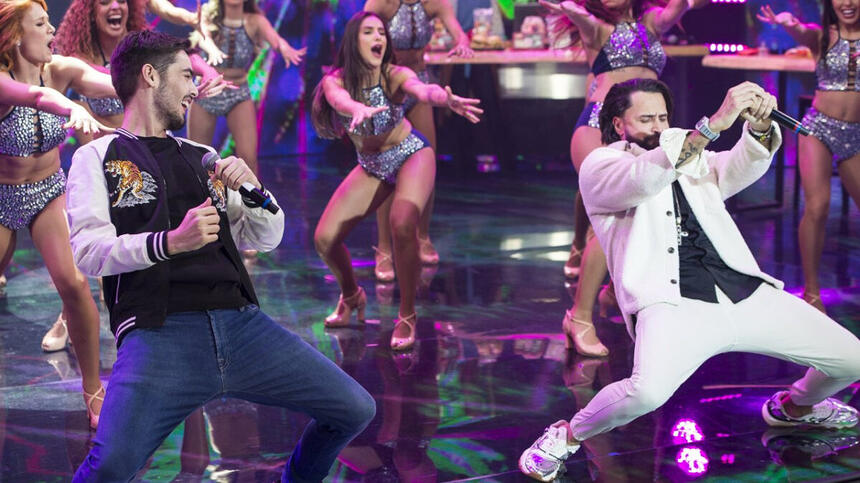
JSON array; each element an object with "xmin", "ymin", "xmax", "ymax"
[{"xmin": 518, "ymin": 451, "xmax": 560, "ymax": 482}]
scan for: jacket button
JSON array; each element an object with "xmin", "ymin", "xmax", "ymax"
[
  {"xmin": 670, "ymin": 279, "xmax": 678, "ymax": 284},
  {"xmin": 668, "ymin": 247, "xmax": 675, "ymax": 253},
  {"xmin": 666, "ymin": 211, "xmax": 673, "ymax": 216}
]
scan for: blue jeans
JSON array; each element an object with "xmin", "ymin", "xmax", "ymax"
[{"xmin": 73, "ymin": 305, "xmax": 376, "ymax": 482}]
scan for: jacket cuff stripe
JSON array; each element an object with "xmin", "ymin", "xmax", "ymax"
[{"xmin": 147, "ymin": 231, "xmax": 171, "ymax": 262}]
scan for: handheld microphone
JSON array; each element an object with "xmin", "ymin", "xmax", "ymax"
[
  {"xmin": 201, "ymin": 151, "xmax": 280, "ymax": 214},
  {"xmin": 768, "ymin": 109, "xmax": 811, "ymax": 136}
]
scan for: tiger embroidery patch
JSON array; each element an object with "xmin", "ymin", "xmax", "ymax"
[
  {"xmin": 208, "ymin": 177, "xmax": 227, "ymax": 212},
  {"xmin": 105, "ymin": 160, "xmax": 157, "ymax": 208}
]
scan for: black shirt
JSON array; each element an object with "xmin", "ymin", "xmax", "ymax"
[
  {"xmin": 141, "ymin": 136, "xmax": 250, "ymax": 313},
  {"xmin": 673, "ymin": 181, "xmax": 763, "ymax": 303}
]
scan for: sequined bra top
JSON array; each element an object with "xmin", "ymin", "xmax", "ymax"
[
  {"xmin": 212, "ymin": 21, "xmax": 256, "ymax": 70},
  {"xmin": 79, "ymin": 47, "xmax": 124, "ymax": 117},
  {"xmin": 388, "ymin": 0, "xmax": 434, "ymax": 51},
  {"xmin": 816, "ymin": 35, "xmax": 859, "ymax": 91},
  {"xmin": 0, "ymin": 73, "xmax": 67, "ymax": 157},
  {"xmin": 591, "ymin": 21, "xmax": 666, "ymax": 76},
  {"xmin": 339, "ymin": 84, "xmax": 405, "ymax": 137}
]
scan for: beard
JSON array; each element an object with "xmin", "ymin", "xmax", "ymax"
[
  {"xmin": 628, "ymin": 132, "xmax": 661, "ymax": 150},
  {"xmin": 154, "ymin": 86, "xmax": 187, "ymax": 131}
]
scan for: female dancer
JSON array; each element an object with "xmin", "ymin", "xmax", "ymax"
[
  {"xmin": 41, "ymin": 0, "xmax": 230, "ymax": 351},
  {"xmin": 311, "ymin": 11, "xmax": 481, "ymax": 350},
  {"xmin": 540, "ymin": 0, "xmax": 706, "ymax": 356},
  {"xmin": 188, "ymin": 0, "xmax": 306, "ymax": 176},
  {"xmin": 758, "ymin": 2, "xmax": 860, "ymax": 312},
  {"xmin": 0, "ymin": 0, "xmax": 115, "ymax": 427},
  {"xmin": 363, "ymin": 0, "xmax": 473, "ymax": 281}
]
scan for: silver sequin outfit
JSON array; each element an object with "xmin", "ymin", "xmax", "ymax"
[
  {"xmin": 195, "ymin": 83, "xmax": 252, "ymax": 117},
  {"xmin": 206, "ymin": 23, "xmax": 256, "ymax": 70},
  {"xmin": 388, "ymin": 0, "xmax": 434, "ymax": 51},
  {"xmin": 0, "ymin": 170, "xmax": 66, "ymax": 230},
  {"xmin": 816, "ymin": 36, "xmax": 859, "ymax": 91},
  {"xmin": 591, "ymin": 21, "xmax": 666, "ymax": 76},
  {"xmin": 0, "ymin": 105, "xmax": 67, "ymax": 158},
  {"xmin": 575, "ymin": 101, "xmax": 603, "ymax": 129},
  {"xmin": 79, "ymin": 94, "xmax": 124, "ymax": 117},
  {"xmin": 802, "ymin": 107, "xmax": 860, "ymax": 164},
  {"xmin": 340, "ymin": 85, "xmax": 429, "ymax": 183}
]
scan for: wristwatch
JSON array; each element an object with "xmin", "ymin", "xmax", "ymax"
[{"xmin": 695, "ymin": 116, "xmax": 720, "ymax": 142}]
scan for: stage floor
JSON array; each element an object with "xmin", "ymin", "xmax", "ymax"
[{"xmin": 1, "ymin": 154, "xmax": 858, "ymax": 482}]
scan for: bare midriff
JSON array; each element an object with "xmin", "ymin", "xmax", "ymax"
[
  {"xmin": 813, "ymin": 90, "xmax": 860, "ymax": 122},
  {"xmin": 0, "ymin": 150, "xmax": 61, "ymax": 185}
]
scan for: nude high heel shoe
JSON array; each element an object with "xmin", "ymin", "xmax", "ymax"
[
  {"xmin": 84, "ymin": 384, "xmax": 105, "ymax": 430},
  {"xmin": 563, "ymin": 245, "xmax": 582, "ymax": 279},
  {"xmin": 41, "ymin": 313, "xmax": 69, "ymax": 352},
  {"xmin": 390, "ymin": 313, "xmax": 417, "ymax": 351},
  {"xmin": 373, "ymin": 246, "xmax": 395, "ymax": 282},
  {"xmin": 562, "ymin": 310, "xmax": 609, "ymax": 357},
  {"xmin": 418, "ymin": 237, "xmax": 439, "ymax": 265},
  {"xmin": 325, "ymin": 287, "xmax": 367, "ymax": 328}
]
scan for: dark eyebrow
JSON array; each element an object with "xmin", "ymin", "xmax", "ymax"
[{"xmin": 183, "ymin": 68, "xmax": 193, "ymax": 76}]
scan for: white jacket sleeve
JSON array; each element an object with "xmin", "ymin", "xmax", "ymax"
[
  {"xmin": 66, "ymin": 141, "xmax": 167, "ymax": 277},
  {"xmin": 706, "ymin": 121, "xmax": 782, "ymax": 200},
  {"xmin": 579, "ymin": 128, "xmax": 697, "ymax": 214},
  {"xmin": 225, "ymin": 187, "xmax": 285, "ymax": 252}
]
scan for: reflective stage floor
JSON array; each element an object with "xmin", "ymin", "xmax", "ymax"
[{"xmin": 1, "ymin": 155, "xmax": 858, "ymax": 482}]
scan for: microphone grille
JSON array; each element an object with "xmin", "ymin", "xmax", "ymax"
[{"xmin": 201, "ymin": 151, "xmax": 220, "ymax": 171}]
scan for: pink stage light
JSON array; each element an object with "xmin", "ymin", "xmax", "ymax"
[
  {"xmin": 677, "ymin": 447, "xmax": 710, "ymax": 476},
  {"xmin": 672, "ymin": 419, "xmax": 705, "ymax": 444}
]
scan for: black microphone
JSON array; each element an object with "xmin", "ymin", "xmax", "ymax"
[
  {"xmin": 201, "ymin": 151, "xmax": 280, "ymax": 214},
  {"xmin": 768, "ymin": 108, "xmax": 811, "ymax": 136}
]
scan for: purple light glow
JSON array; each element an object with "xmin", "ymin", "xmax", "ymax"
[
  {"xmin": 699, "ymin": 393, "xmax": 742, "ymax": 403},
  {"xmin": 721, "ymin": 453, "xmax": 736, "ymax": 464},
  {"xmin": 677, "ymin": 447, "xmax": 709, "ymax": 476},
  {"xmin": 672, "ymin": 419, "xmax": 704, "ymax": 444}
]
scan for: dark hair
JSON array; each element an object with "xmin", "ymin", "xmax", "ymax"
[
  {"xmin": 549, "ymin": 0, "xmax": 668, "ymax": 46},
  {"xmin": 311, "ymin": 11, "xmax": 395, "ymax": 139},
  {"xmin": 599, "ymin": 78, "xmax": 673, "ymax": 144},
  {"xmin": 201, "ymin": 0, "xmax": 261, "ymax": 44},
  {"xmin": 110, "ymin": 30, "xmax": 191, "ymax": 104},
  {"xmin": 820, "ymin": 1, "xmax": 841, "ymax": 57}
]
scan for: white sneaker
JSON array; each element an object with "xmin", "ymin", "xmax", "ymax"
[
  {"xmin": 519, "ymin": 420, "xmax": 580, "ymax": 481},
  {"xmin": 762, "ymin": 391, "xmax": 859, "ymax": 429}
]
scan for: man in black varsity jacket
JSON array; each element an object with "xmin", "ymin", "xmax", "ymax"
[{"xmin": 68, "ymin": 31, "xmax": 375, "ymax": 482}]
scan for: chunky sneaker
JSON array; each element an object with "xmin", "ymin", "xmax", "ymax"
[
  {"xmin": 762, "ymin": 391, "xmax": 859, "ymax": 429},
  {"xmin": 519, "ymin": 420, "xmax": 580, "ymax": 481}
]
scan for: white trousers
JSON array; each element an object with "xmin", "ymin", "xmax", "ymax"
[{"xmin": 570, "ymin": 284, "xmax": 860, "ymax": 441}]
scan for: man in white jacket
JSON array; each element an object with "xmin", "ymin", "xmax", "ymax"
[{"xmin": 519, "ymin": 78, "xmax": 860, "ymax": 481}]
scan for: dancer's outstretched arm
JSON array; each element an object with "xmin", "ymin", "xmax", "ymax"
[
  {"xmin": 538, "ymin": 1, "xmax": 603, "ymax": 47},
  {"xmin": 645, "ymin": 0, "xmax": 710, "ymax": 35},
  {"xmin": 395, "ymin": 67, "xmax": 483, "ymax": 123},
  {"xmin": 757, "ymin": 5, "xmax": 822, "ymax": 54},
  {"xmin": 249, "ymin": 13, "xmax": 306, "ymax": 67}
]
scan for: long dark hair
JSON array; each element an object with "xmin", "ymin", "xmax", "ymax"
[
  {"xmin": 312, "ymin": 11, "xmax": 395, "ymax": 139},
  {"xmin": 549, "ymin": 0, "xmax": 668, "ymax": 47},
  {"xmin": 820, "ymin": 1, "xmax": 842, "ymax": 57},
  {"xmin": 202, "ymin": 0, "xmax": 261, "ymax": 42},
  {"xmin": 599, "ymin": 78, "xmax": 674, "ymax": 145}
]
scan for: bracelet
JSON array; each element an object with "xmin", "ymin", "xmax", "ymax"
[{"xmin": 748, "ymin": 125, "xmax": 773, "ymax": 144}]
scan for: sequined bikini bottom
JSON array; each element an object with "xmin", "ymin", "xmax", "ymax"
[
  {"xmin": 575, "ymin": 101, "xmax": 603, "ymax": 130},
  {"xmin": 194, "ymin": 83, "xmax": 252, "ymax": 117},
  {"xmin": 802, "ymin": 107, "xmax": 860, "ymax": 164},
  {"xmin": 356, "ymin": 129, "xmax": 431, "ymax": 184},
  {"xmin": 0, "ymin": 170, "xmax": 66, "ymax": 230}
]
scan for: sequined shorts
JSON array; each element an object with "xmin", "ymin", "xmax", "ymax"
[
  {"xmin": 802, "ymin": 107, "xmax": 860, "ymax": 164},
  {"xmin": 80, "ymin": 94, "xmax": 124, "ymax": 117},
  {"xmin": 0, "ymin": 170, "xmax": 66, "ymax": 231},
  {"xmin": 404, "ymin": 70, "xmax": 434, "ymax": 113},
  {"xmin": 357, "ymin": 130, "xmax": 431, "ymax": 184},
  {"xmin": 194, "ymin": 83, "xmax": 252, "ymax": 117},
  {"xmin": 575, "ymin": 101, "xmax": 603, "ymax": 130}
]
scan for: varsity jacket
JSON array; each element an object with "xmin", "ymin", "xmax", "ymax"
[
  {"xmin": 579, "ymin": 122, "xmax": 784, "ymax": 338},
  {"xmin": 66, "ymin": 128, "xmax": 284, "ymax": 345}
]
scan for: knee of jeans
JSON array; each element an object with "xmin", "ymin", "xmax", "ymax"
[
  {"xmin": 342, "ymin": 387, "xmax": 376, "ymax": 432},
  {"xmin": 827, "ymin": 349, "xmax": 860, "ymax": 380}
]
